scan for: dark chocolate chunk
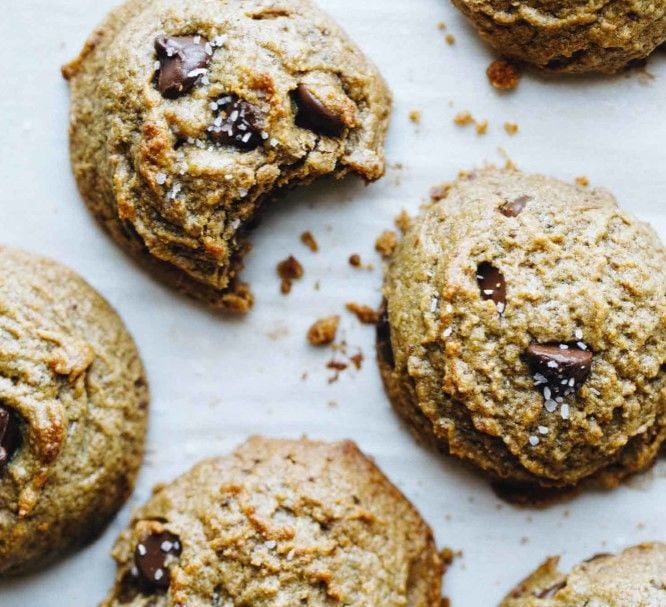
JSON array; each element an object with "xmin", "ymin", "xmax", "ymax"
[
  {"xmin": 0, "ymin": 405, "xmax": 21, "ymax": 470},
  {"xmin": 208, "ymin": 96, "xmax": 264, "ymax": 150},
  {"xmin": 134, "ymin": 532, "xmax": 182, "ymax": 589},
  {"xmin": 476, "ymin": 262, "xmax": 506, "ymax": 314},
  {"xmin": 293, "ymin": 85, "xmax": 345, "ymax": 136},
  {"xmin": 154, "ymin": 36, "xmax": 212, "ymax": 99},
  {"xmin": 499, "ymin": 195, "xmax": 531, "ymax": 217},
  {"xmin": 526, "ymin": 342, "xmax": 593, "ymax": 398},
  {"xmin": 376, "ymin": 300, "xmax": 395, "ymax": 369}
]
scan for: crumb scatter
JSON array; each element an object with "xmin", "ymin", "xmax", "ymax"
[
  {"xmin": 486, "ymin": 59, "xmax": 521, "ymax": 90},
  {"xmin": 300, "ymin": 231, "xmax": 319, "ymax": 252},
  {"xmin": 307, "ymin": 316, "xmax": 340, "ymax": 346},
  {"xmin": 346, "ymin": 303, "xmax": 380, "ymax": 324}
]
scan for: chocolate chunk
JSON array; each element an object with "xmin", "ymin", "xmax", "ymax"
[
  {"xmin": 0, "ymin": 405, "xmax": 21, "ymax": 470},
  {"xmin": 208, "ymin": 96, "xmax": 264, "ymax": 150},
  {"xmin": 476, "ymin": 262, "xmax": 506, "ymax": 314},
  {"xmin": 376, "ymin": 301, "xmax": 395, "ymax": 368},
  {"xmin": 293, "ymin": 85, "xmax": 345, "ymax": 136},
  {"xmin": 154, "ymin": 36, "xmax": 212, "ymax": 99},
  {"xmin": 134, "ymin": 532, "xmax": 182, "ymax": 589},
  {"xmin": 526, "ymin": 343, "xmax": 593, "ymax": 398},
  {"xmin": 499, "ymin": 195, "xmax": 531, "ymax": 217}
]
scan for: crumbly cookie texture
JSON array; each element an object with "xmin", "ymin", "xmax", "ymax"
[
  {"xmin": 63, "ymin": 0, "xmax": 391, "ymax": 312},
  {"xmin": 451, "ymin": 0, "xmax": 666, "ymax": 73},
  {"xmin": 501, "ymin": 543, "xmax": 666, "ymax": 606},
  {"xmin": 0, "ymin": 248, "xmax": 148, "ymax": 575},
  {"xmin": 378, "ymin": 170, "xmax": 666, "ymax": 491},
  {"xmin": 101, "ymin": 437, "xmax": 443, "ymax": 606}
]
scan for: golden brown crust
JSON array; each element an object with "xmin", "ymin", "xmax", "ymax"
[
  {"xmin": 501, "ymin": 544, "xmax": 666, "ymax": 606},
  {"xmin": 379, "ymin": 170, "xmax": 666, "ymax": 494},
  {"xmin": 64, "ymin": 0, "xmax": 391, "ymax": 311},
  {"xmin": 452, "ymin": 0, "xmax": 666, "ymax": 74},
  {"xmin": 101, "ymin": 437, "xmax": 443, "ymax": 606},
  {"xmin": 0, "ymin": 248, "xmax": 148, "ymax": 575}
]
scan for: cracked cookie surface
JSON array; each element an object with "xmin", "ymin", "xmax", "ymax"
[
  {"xmin": 452, "ymin": 0, "xmax": 666, "ymax": 73},
  {"xmin": 0, "ymin": 248, "xmax": 148, "ymax": 575},
  {"xmin": 501, "ymin": 543, "xmax": 666, "ymax": 606},
  {"xmin": 63, "ymin": 0, "xmax": 391, "ymax": 311},
  {"xmin": 101, "ymin": 437, "xmax": 443, "ymax": 607},
  {"xmin": 378, "ymin": 170, "xmax": 666, "ymax": 492}
]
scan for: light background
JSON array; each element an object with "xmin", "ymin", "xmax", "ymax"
[{"xmin": 0, "ymin": 1, "xmax": 665, "ymax": 604}]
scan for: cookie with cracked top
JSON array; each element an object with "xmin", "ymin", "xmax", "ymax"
[
  {"xmin": 100, "ymin": 437, "xmax": 443, "ymax": 606},
  {"xmin": 63, "ymin": 0, "xmax": 391, "ymax": 312},
  {"xmin": 500, "ymin": 543, "xmax": 666, "ymax": 606},
  {"xmin": 452, "ymin": 0, "xmax": 665, "ymax": 74},
  {"xmin": 0, "ymin": 248, "xmax": 148, "ymax": 575},
  {"xmin": 378, "ymin": 169, "xmax": 666, "ymax": 496}
]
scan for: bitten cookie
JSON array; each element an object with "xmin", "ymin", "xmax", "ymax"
[
  {"xmin": 451, "ymin": 0, "xmax": 666, "ymax": 73},
  {"xmin": 0, "ymin": 248, "xmax": 148, "ymax": 575},
  {"xmin": 378, "ymin": 170, "xmax": 666, "ymax": 493},
  {"xmin": 501, "ymin": 543, "xmax": 666, "ymax": 606},
  {"xmin": 63, "ymin": 0, "xmax": 391, "ymax": 312},
  {"xmin": 101, "ymin": 437, "xmax": 443, "ymax": 606}
]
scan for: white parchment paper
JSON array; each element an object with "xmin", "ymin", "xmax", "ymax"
[{"xmin": 0, "ymin": 1, "xmax": 665, "ymax": 604}]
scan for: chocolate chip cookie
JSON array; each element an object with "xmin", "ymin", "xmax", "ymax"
[
  {"xmin": 378, "ymin": 170, "xmax": 666, "ymax": 493},
  {"xmin": 501, "ymin": 543, "xmax": 666, "ymax": 606},
  {"xmin": 0, "ymin": 248, "xmax": 148, "ymax": 575},
  {"xmin": 452, "ymin": 0, "xmax": 666, "ymax": 73},
  {"xmin": 101, "ymin": 437, "xmax": 443, "ymax": 606},
  {"xmin": 63, "ymin": 0, "xmax": 391, "ymax": 312}
]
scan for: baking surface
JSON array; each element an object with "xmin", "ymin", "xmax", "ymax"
[{"xmin": 0, "ymin": 1, "xmax": 664, "ymax": 604}]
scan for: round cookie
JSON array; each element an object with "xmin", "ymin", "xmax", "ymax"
[
  {"xmin": 378, "ymin": 170, "xmax": 666, "ymax": 493},
  {"xmin": 63, "ymin": 0, "xmax": 391, "ymax": 312},
  {"xmin": 0, "ymin": 248, "xmax": 148, "ymax": 575},
  {"xmin": 501, "ymin": 543, "xmax": 666, "ymax": 606},
  {"xmin": 101, "ymin": 437, "xmax": 443, "ymax": 606},
  {"xmin": 451, "ymin": 0, "xmax": 666, "ymax": 73}
]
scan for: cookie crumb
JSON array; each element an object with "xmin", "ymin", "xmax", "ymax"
[
  {"xmin": 307, "ymin": 316, "xmax": 340, "ymax": 346},
  {"xmin": 277, "ymin": 256, "xmax": 304, "ymax": 295},
  {"xmin": 504, "ymin": 122, "xmax": 519, "ymax": 136},
  {"xmin": 349, "ymin": 254, "xmax": 362, "ymax": 267},
  {"xmin": 454, "ymin": 111, "xmax": 488, "ymax": 135},
  {"xmin": 445, "ymin": 34, "xmax": 456, "ymax": 45},
  {"xmin": 453, "ymin": 111, "xmax": 474, "ymax": 126},
  {"xmin": 409, "ymin": 110, "xmax": 422, "ymax": 124},
  {"xmin": 575, "ymin": 176, "xmax": 590, "ymax": 187},
  {"xmin": 346, "ymin": 303, "xmax": 380, "ymax": 325},
  {"xmin": 350, "ymin": 352, "xmax": 364, "ymax": 370},
  {"xmin": 486, "ymin": 59, "xmax": 521, "ymax": 90},
  {"xmin": 437, "ymin": 21, "xmax": 446, "ymax": 30},
  {"xmin": 300, "ymin": 231, "xmax": 319, "ymax": 252},
  {"xmin": 375, "ymin": 230, "xmax": 398, "ymax": 258},
  {"xmin": 395, "ymin": 210, "xmax": 411, "ymax": 234}
]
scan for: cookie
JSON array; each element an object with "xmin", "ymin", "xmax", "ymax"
[
  {"xmin": 452, "ymin": 0, "xmax": 666, "ymax": 73},
  {"xmin": 501, "ymin": 543, "xmax": 666, "ymax": 605},
  {"xmin": 63, "ymin": 0, "xmax": 391, "ymax": 312},
  {"xmin": 378, "ymin": 170, "xmax": 666, "ymax": 492},
  {"xmin": 101, "ymin": 437, "xmax": 443, "ymax": 606},
  {"xmin": 0, "ymin": 248, "xmax": 148, "ymax": 575}
]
